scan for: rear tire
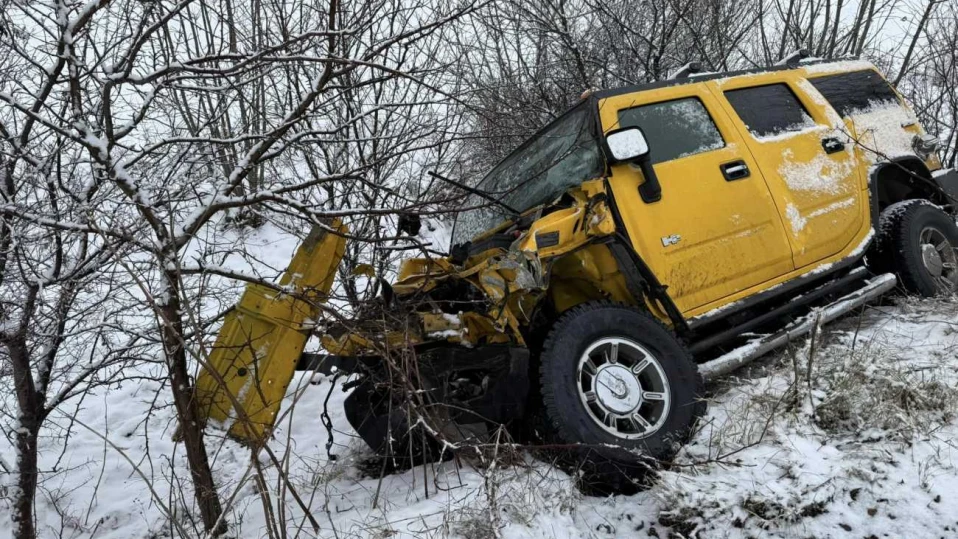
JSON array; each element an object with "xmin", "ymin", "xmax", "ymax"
[
  {"xmin": 538, "ymin": 302, "xmax": 705, "ymax": 493},
  {"xmin": 872, "ymin": 200, "xmax": 958, "ymax": 296}
]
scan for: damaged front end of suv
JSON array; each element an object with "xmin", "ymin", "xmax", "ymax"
[
  {"xmin": 193, "ymin": 59, "xmax": 946, "ymax": 492},
  {"xmin": 300, "ymin": 98, "xmax": 672, "ymax": 467},
  {"xmin": 314, "ymin": 185, "xmax": 638, "ymax": 466},
  {"xmin": 192, "ymin": 95, "xmax": 669, "ymax": 484}
]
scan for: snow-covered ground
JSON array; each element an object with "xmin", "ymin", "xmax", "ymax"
[{"xmin": 3, "ymin": 223, "xmax": 958, "ymax": 539}]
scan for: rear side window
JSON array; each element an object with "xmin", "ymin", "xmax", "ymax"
[
  {"xmin": 617, "ymin": 97, "xmax": 724, "ymax": 164},
  {"xmin": 724, "ymin": 83, "xmax": 816, "ymax": 139},
  {"xmin": 809, "ymin": 70, "xmax": 901, "ymax": 116}
]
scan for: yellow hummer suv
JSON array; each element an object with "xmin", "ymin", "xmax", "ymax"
[{"xmin": 301, "ymin": 60, "xmax": 958, "ymax": 490}]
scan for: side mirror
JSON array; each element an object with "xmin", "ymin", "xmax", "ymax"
[
  {"xmin": 606, "ymin": 127, "xmax": 650, "ymax": 162},
  {"xmin": 913, "ymin": 134, "xmax": 940, "ymax": 158},
  {"xmin": 605, "ymin": 127, "xmax": 661, "ymax": 203}
]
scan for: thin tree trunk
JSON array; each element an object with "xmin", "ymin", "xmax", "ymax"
[
  {"xmin": 826, "ymin": 0, "xmax": 843, "ymax": 57},
  {"xmin": 159, "ymin": 272, "xmax": 225, "ymax": 535},
  {"xmin": 13, "ymin": 428, "xmax": 39, "ymax": 539},
  {"xmin": 894, "ymin": 0, "xmax": 939, "ymax": 85},
  {"xmin": 817, "ymin": 0, "xmax": 831, "ymax": 56},
  {"xmin": 856, "ymin": 0, "xmax": 878, "ymax": 55},
  {"xmin": 8, "ymin": 339, "xmax": 40, "ymax": 539},
  {"xmin": 846, "ymin": 0, "xmax": 869, "ymax": 55},
  {"xmin": 778, "ymin": 0, "xmax": 797, "ymax": 59}
]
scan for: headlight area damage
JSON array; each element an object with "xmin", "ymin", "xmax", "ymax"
[
  {"xmin": 309, "ymin": 249, "xmax": 547, "ymax": 463},
  {"xmin": 190, "ymin": 180, "xmax": 634, "ymax": 472}
]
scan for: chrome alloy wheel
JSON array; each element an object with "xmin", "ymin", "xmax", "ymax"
[
  {"xmin": 576, "ymin": 337, "xmax": 671, "ymax": 439},
  {"xmin": 919, "ymin": 226, "xmax": 958, "ymax": 292}
]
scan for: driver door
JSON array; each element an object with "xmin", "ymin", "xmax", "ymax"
[{"xmin": 597, "ymin": 85, "xmax": 794, "ymax": 316}]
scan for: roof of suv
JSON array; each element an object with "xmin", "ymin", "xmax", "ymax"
[{"xmin": 593, "ymin": 58, "xmax": 877, "ymax": 99}]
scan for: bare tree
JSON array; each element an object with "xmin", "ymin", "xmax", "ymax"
[
  {"xmin": 904, "ymin": 1, "xmax": 958, "ymax": 167},
  {"xmin": 1, "ymin": 0, "xmax": 955, "ymax": 535},
  {"xmin": 0, "ymin": 138, "xmax": 152, "ymax": 537},
  {"xmin": 0, "ymin": 0, "xmax": 481, "ymax": 535}
]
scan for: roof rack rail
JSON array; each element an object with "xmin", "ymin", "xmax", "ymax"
[
  {"xmin": 669, "ymin": 61, "xmax": 702, "ymax": 79},
  {"xmin": 775, "ymin": 48, "xmax": 811, "ymax": 67}
]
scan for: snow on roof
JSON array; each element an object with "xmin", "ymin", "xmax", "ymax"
[{"xmin": 802, "ymin": 59, "xmax": 877, "ymax": 75}]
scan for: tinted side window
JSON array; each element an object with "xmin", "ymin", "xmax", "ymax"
[
  {"xmin": 809, "ymin": 70, "xmax": 901, "ymax": 116},
  {"xmin": 617, "ymin": 97, "xmax": 724, "ymax": 164},
  {"xmin": 724, "ymin": 84, "xmax": 816, "ymax": 139}
]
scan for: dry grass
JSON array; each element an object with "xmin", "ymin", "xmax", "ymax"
[{"xmin": 652, "ymin": 298, "xmax": 958, "ymax": 537}]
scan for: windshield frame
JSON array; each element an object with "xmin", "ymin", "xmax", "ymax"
[{"xmin": 451, "ymin": 98, "xmax": 606, "ymax": 248}]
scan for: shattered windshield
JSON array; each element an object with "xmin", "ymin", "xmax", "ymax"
[{"xmin": 451, "ymin": 103, "xmax": 605, "ymax": 247}]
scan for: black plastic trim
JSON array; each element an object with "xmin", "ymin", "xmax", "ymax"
[
  {"xmin": 687, "ymin": 253, "xmax": 867, "ymax": 331},
  {"xmin": 869, "ymin": 156, "xmax": 955, "ymax": 217},
  {"xmin": 720, "ymin": 160, "xmax": 750, "ymax": 181},
  {"xmin": 689, "ymin": 267, "xmax": 869, "ymax": 354},
  {"xmin": 933, "ymin": 168, "xmax": 958, "ymax": 204}
]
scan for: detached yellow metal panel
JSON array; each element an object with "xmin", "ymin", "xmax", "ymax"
[{"xmin": 194, "ymin": 220, "xmax": 346, "ymax": 446}]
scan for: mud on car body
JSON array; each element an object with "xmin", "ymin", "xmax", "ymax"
[
  {"xmin": 315, "ymin": 58, "xmax": 958, "ymax": 490},
  {"xmin": 196, "ymin": 58, "xmax": 958, "ymax": 492}
]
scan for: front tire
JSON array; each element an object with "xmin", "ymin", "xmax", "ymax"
[
  {"xmin": 873, "ymin": 200, "xmax": 958, "ymax": 296},
  {"xmin": 538, "ymin": 302, "xmax": 705, "ymax": 492}
]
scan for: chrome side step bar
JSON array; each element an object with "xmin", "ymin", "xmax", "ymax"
[{"xmin": 698, "ymin": 273, "xmax": 896, "ymax": 381}]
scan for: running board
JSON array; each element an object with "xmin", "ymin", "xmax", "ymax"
[{"xmin": 698, "ymin": 273, "xmax": 896, "ymax": 380}]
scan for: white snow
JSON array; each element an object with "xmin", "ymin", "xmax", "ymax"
[
  {"xmin": 778, "ymin": 146, "xmax": 857, "ymax": 194},
  {"xmin": 787, "ymin": 197, "xmax": 858, "ymax": 234},
  {"xmin": 665, "ymin": 296, "xmax": 958, "ymax": 538},
  {"xmin": 785, "ymin": 202, "xmax": 806, "ymax": 233},
  {"xmin": 606, "ymin": 129, "xmax": 649, "ymax": 160},
  {"xmin": 802, "ymin": 59, "xmax": 876, "ymax": 75},
  {"xmin": 849, "ymin": 102, "xmax": 920, "ymax": 162},
  {"xmin": 847, "ymin": 226, "xmax": 876, "ymax": 257},
  {"xmin": 5, "ymin": 219, "xmax": 958, "ymax": 539}
]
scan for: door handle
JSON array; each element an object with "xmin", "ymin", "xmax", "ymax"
[
  {"xmin": 822, "ymin": 137, "xmax": 845, "ymax": 154},
  {"xmin": 720, "ymin": 160, "xmax": 750, "ymax": 181}
]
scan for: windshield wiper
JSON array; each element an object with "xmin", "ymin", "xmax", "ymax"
[{"xmin": 428, "ymin": 171, "xmax": 521, "ymax": 217}]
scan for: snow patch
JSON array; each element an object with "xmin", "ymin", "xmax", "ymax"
[
  {"xmin": 848, "ymin": 102, "xmax": 919, "ymax": 162},
  {"xmin": 778, "ymin": 146, "xmax": 856, "ymax": 194},
  {"xmin": 754, "ymin": 122, "xmax": 823, "ymax": 143},
  {"xmin": 802, "ymin": 59, "xmax": 876, "ymax": 75},
  {"xmin": 788, "ymin": 197, "xmax": 858, "ymax": 234},
  {"xmin": 786, "ymin": 203, "xmax": 806, "ymax": 233}
]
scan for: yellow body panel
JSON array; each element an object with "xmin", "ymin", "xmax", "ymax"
[
  {"xmin": 598, "ymin": 84, "xmax": 795, "ymax": 313},
  {"xmin": 597, "ymin": 67, "xmax": 882, "ymax": 319},
  {"xmin": 548, "ymin": 243, "xmax": 634, "ymax": 312},
  {"xmin": 709, "ymin": 73, "xmax": 867, "ymax": 269},
  {"xmin": 194, "ymin": 221, "xmax": 346, "ymax": 445},
  {"xmin": 196, "ymin": 64, "xmax": 932, "ymax": 445}
]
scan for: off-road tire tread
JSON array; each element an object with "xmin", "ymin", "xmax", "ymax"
[
  {"xmin": 538, "ymin": 301, "xmax": 705, "ymax": 492},
  {"xmin": 875, "ymin": 200, "xmax": 958, "ymax": 297}
]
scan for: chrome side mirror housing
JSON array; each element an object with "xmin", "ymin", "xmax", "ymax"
[{"xmin": 913, "ymin": 134, "xmax": 940, "ymax": 158}]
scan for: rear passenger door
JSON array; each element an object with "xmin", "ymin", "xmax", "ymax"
[
  {"xmin": 710, "ymin": 75, "xmax": 868, "ymax": 270},
  {"xmin": 598, "ymin": 85, "xmax": 795, "ymax": 316},
  {"xmin": 807, "ymin": 68, "xmax": 926, "ymax": 168}
]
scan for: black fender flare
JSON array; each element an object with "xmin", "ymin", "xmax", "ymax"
[{"xmin": 869, "ymin": 157, "xmax": 954, "ymax": 223}]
